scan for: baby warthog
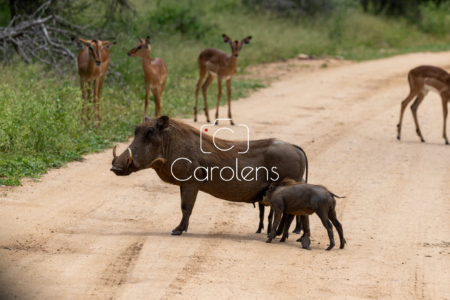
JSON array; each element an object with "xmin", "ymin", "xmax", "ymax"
[{"xmin": 262, "ymin": 179, "xmax": 346, "ymax": 251}]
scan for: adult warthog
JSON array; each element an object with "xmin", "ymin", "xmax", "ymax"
[{"xmin": 110, "ymin": 116, "xmax": 308, "ymax": 236}]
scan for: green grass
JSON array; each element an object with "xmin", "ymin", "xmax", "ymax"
[{"xmin": 1, "ymin": 0, "xmax": 450, "ymax": 185}]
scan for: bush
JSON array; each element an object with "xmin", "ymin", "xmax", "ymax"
[{"xmin": 419, "ymin": 1, "xmax": 450, "ymax": 36}]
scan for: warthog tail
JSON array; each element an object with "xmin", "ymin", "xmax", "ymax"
[
  {"xmin": 292, "ymin": 144, "xmax": 308, "ymax": 184},
  {"xmin": 330, "ymin": 192, "xmax": 345, "ymax": 199}
]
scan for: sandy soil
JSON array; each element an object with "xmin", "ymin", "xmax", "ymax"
[{"xmin": 1, "ymin": 52, "xmax": 450, "ymax": 300}]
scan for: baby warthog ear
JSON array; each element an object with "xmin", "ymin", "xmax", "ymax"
[
  {"xmin": 157, "ymin": 116, "xmax": 169, "ymax": 130},
  {"xmin": 268, "ymin": 182, "xmax": 276, "ymax": 192}
]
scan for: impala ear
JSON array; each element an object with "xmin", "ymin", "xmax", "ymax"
[
  {"xmin": 241, "ymin": 36, "xmax": 252, "ymax": 45},
  {"xmin": 137, "ymin": 36, "xmax": 144, "ymax": 43},
  {"xmin": 101, "ymin": 41, "xmax": 116, "ymax": 49},
  {"xmin": 156, "ymin": 116, "xmax": 169, "ymax": 130},
  {"xmin": 145, "ymin": 36, "xmax": 150, "ymax": 45},
  {"xmin": 222, "ymin": 34, "xmax": 231, "ymax": 43},
  {"xmin": 72, "ymin": 37, "xmax": 90, "ymax": 47}
]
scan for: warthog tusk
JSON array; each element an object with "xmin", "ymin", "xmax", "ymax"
[
  {"xmin": 127, "ymin": 148, "xmax": 133, "ymax": 169},
  {"xmin": 113, "ymin": 145, "xmax": 117, "ymax": 158},
  {"xmin": 145, "ymin": 156, "xmax": 166, "ymax": 169}
]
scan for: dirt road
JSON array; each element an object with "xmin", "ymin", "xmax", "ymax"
[{"xmin": 1, "ymin": 52, "xmax": 450, "ymax": 300}]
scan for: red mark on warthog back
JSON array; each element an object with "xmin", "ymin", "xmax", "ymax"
[{"xmin": 205, "ymin": 128, "xmax": 208, "ymax": 132}]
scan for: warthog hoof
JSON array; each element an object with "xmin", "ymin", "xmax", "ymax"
[
  {"xmin": 292, "ymin": 229, "xmax": 301, "ymax": 234},
  {"xmin": 326, "ymin": 244, "xmax": 335, "ymax": 251},
  {"xmin": 171, "ymin": 230, "xmax": 182, "ymax": 235},
  {"xmin": 340, "ymin": 238, "xmax": 347, "ymax": 249},
  {"xmin": 266, "ymin": 238, "xmax": 273, "ymax": 243}
]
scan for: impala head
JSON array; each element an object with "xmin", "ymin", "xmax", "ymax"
[
  {"xmin": 223, "ymin": 34, "xmax": 252, "ymax": 58},
  {"xmin": 127, "ymin": 36, "xmax": 151, "ymax": 58},
  {"xmin": 72, "ymin": 38, "xmax": 115, "ymax": 66},
  {"xmin": 110, "ymin": 115, "xmax": 169, "ymax": 176}
]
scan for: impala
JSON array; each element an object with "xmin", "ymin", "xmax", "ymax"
[
  {"xmin": 397, "ymin": 65, "xmax": 449, "ymax": 145},
  {"xmin": 128, "ymin": 36, "xmax": 168, "ymax": 118},
  {"xmin": 73, "ymin": 38, "xmax": 115, "ymax": 127},
  {"xmin": 194, "ymin": 34, "xmax": 252, "ymax": 125}
]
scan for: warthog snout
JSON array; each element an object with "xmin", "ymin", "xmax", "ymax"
[
  {"xmin": 110, "ymin": 166, "xmax": 125, "ymax": 175},
  {"xmin": 110, "ymin": 146, "xmax": 134, "ymax": 176}
]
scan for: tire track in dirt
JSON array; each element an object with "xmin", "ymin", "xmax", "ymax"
[{"xmin": 90, "ymin": 240, "xmax": 145, "ymax": 299}]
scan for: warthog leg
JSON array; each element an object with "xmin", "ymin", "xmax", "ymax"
[
  {"xmin": 266, "ymin": 210, "xmax": 282, "ymax": 243},
  {"xmin": 296, "ymin": 216, "xmax": 311, "ymax": 250},
  {"xmin": 329, "ymin": 209, "xmax": 346, "ymax": 249},
  {"xmin": 280, "ymin": 214, "xmax": 295, "ymax": 242},
  {"xmin": 267, "ymin": 208, "xmax": 274, "ymax": 236},
  {"xmin": 256, "ymin": 203, "xmax": 265, "ymax": 233},
  {"xmin": 172, "ymin": 186, "xmax": 199, "ymax": 236},
  {"xmin": 275, "ymin": 213, "xmax": 288, "ymax": 236},
  {"xmin": 316, "ymin": 207, "xmax": 335, "ymax": 251},
  {"xmin": 292, "ymin": 215, "xmax": 302, "ymax": 234}
]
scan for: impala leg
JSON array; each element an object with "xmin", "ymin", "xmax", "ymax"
[
  {"xmin": 226, "ymin": 79, "xmax": 234, "ymax": 125},
  {"xmin": 172, "ymin": 186, "xmax": 199, "ymax": 235},
  {"xmin": 98, "ymin": 73, "xmax": 106, "ymax": 100},
  {"xmin": 80, "ymin": 80, "xmax": 87, "ymax": 123},
  {"xmin": 144, "ymin": 84, "xmax": 150, "ymax": 118},
  {"xmin": 215, "ymin": 79, "xmax": 222, "ymax": 124},
  {"xmin": 194, "ymin": 68, "xmax": 207, "ymax": 122},
  {"xmin": 93, "ymin": 79, "xmax": 100, "ymax": 128},
  {"xmin": 202, "ymin": 75, "xmax": 214, "ymax": 123},
  {"xmin": 151, "ymin": 87, "xmax": 161, "ymax": 117},
  {"xmin": 411, "ymin": 92, "xmax": 427, "ymax": 143},
  {"xmin": 442, "ymin": 95, "xmax": 449, "ymax": 145},
  {"xmin": 86, "ymin": 81, "xmax": 93, "ymax": 121},
  {"xmin": 397, "ymin": 91, "xmax": 417, "ymax": 140}
]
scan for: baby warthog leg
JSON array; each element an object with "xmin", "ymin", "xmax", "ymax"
[
  {"xmin": 296, "ymin": 216, "xmax": 311, "ymax": 250},
  {"xmin": 276, "ymin": 213, "xmax": 288, "ymax": 236},
  {"xmin": 329, "ymin": 209, "xmax": 346, "ymax": 249},
  {"xmin": 280, "ymin": 214, "xmax": 295, "ymax": 242},
  {"xmin": 266, "ymin": 211, "xmax": 282, "ymax": 243},
  {"xmin": 316, "ymin": 208, "xmax": 335, "ymax": 250}
]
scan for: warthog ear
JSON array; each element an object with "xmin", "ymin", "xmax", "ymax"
[
  {"xmin": 268, "ymin": 182, "xmax": 276, "ymax": 192},
  {"xmin": 157, "ymin": 116, "xmax": 169, "ymax": 130},
  {"xmin": 144, "ymin": 115, "xmax": 151, "ymax": 122}
]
